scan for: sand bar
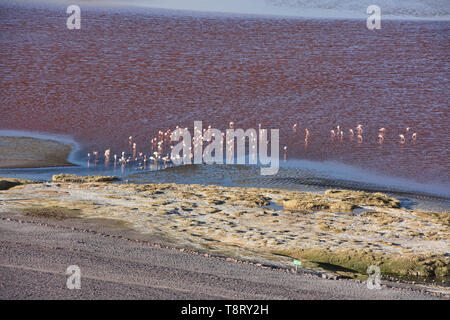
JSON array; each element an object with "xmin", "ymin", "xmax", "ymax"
[{"xmin": 0, "ymin": 136, "xmax": 75, "ymax": 169}]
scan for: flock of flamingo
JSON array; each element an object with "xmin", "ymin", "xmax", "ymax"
[
  {"xmin": 86, "ymin": 122, "xmax": 419, "ymax": 170},
  {"xmin": 292, "ymin": 123, "xmax": 417, "ymax": 144},
  {"xmin": 87, "ymin": 128, "xmax": 173, "ymax": 170},
  {"xmin": 284, "ymin": 123, "xmax": 418, "ymax": 160}
]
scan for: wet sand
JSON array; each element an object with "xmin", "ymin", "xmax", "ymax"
[{"xmin": 0, "ymin": 136, "xmax": 75, "ymax": 169}]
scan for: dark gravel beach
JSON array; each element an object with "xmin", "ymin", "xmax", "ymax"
[{"xmin": 0, "ymin": 212, "xmax": 445, "ymax": 300}]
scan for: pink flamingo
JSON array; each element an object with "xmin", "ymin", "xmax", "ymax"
[
  {"xmin": 356, "ymin": 124, "xmax": 363, "ymax": 135},
  {"xmin": 357, "ymin": 134, "xmax": 363, "ymax": 144}
]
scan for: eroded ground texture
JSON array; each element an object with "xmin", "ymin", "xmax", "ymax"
[{"xmin": 0, "ymin": 174, "xmax": 448, "ymax": 281}]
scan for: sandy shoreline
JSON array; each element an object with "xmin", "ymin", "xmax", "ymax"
[
  {"xmin": 2, "ymin": 212, "xmax": 445, "ymax": 299},
  {"xmin": 1, "ymin": 174, "xmax": 448, "ymax": 286},
  {"xmin": 0, "ymin": 136, "xmax": 75, "ymax": 169}
]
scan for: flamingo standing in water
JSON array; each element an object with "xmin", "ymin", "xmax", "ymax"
[
  {"xmin": 303, "ymin": 128, "xmax": 310, "ymax": 148},
  {"xmin": 162, "ymin": 156, "xmax": 170, "ymax": 166},
  {"xmin": 132, "ymin": 143, "xmax": 137, "ymax": 159},
  {"xmin": 356, "ymin": 124, "xmax": 363, "ymax": 135},
  {"xmin": 104, "ymin": 149, "xmax": 111, "ymax": 166},
  {"xmin": 293, "ymin": 123, "xmax": 298, "ymax": 133},
  {"xmin": 399, "ymin": 134, "xmax": 405, "ymax": 144},
  {"xmin": 357, "ymin": 134, "xmax": 363, "ymax": 144},
  {"xmin": 119, "ymin": 152, "xmax": 126, "ymax": 164},
  {"xmin": 412, "ymin": 132, "xmax": 417, "ymax": 141},
  {"xmin": 348, "ymin": 129, "xmax": 354, "ymax": 140},
  {"xmin": 378, "ymin": 128, "xmax": 386, "ymax": 143},
  {"xmin": 330, "ymin": 130, "xmax": 336, "ymax": 139}
]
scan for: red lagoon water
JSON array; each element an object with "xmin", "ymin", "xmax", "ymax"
[{"xmin": 0, "ymin": 3, "xmax": 449, "ymax": 186}]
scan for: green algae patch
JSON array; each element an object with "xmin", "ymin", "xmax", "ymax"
[
  {"xmin": 21, "ymin": 206, "xmax": 82, "ymax": 220},
  {"xmin": 52, "ymin": 174, "xmax": 119, "ymax": 183},
  {"xmin": 0, "ymin": 177, "xmax": 38, "ymax": 190},
  {"xmin": 280, "ymin": 248, "xmax": 449, "ymax": 280}
]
